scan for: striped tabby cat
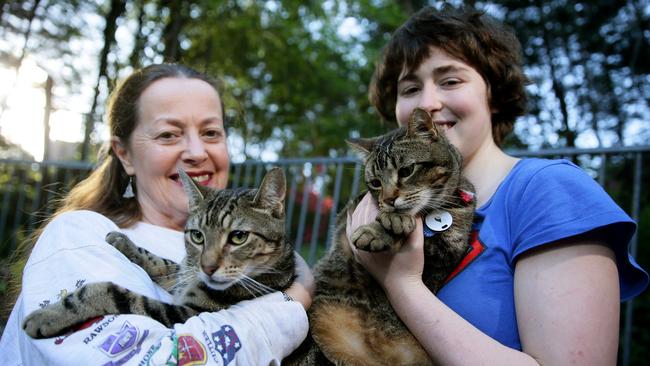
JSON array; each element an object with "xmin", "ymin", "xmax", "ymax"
[
  {"xmin": 23, "ymin": 167, "xmax": 295, "ymax": 338},
  {"xmin": 308, "ymin": 108, "xmax": 476, "ymax": 365}
]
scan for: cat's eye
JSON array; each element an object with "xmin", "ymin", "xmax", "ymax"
[
  {"xmin": 368, "ymin": 179, "xmax": 382, "ymax": 189},
  {"xmin": 187, "ymin": 230, "xmax": 205, "ymax": 245},
  {"xmin": 398, "ymin": 165, "xmax": 414, "ymax": 178},
  {"xmin": 228, "ymin": 231, "xmax": 249, "ymax": 245}
]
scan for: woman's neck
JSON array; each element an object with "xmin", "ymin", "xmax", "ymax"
[{"xmin": 462, "ymin": 142, "xmax": 519, "ymax": 208}]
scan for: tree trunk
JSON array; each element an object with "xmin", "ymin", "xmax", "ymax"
[
  {"xmin": 162, "ymin": 0, "xmax": 187, "ymax": 62},
  {"xmin": 128, "ymin": 0, "xmax": 146, "ymax": 69},
  {"xmin": 535, "ymin": 0, "xmax": 574, "ymax": 148},
  {"xmin": 81, "ymin": 0, "xmax": 126, "ymax": 161}
]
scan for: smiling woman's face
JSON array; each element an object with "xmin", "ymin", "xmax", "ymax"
[
  {"xmin": 395, "ymin": 47, "xmax": 494, "ymax": 165},
  {"xmin": 112, "ymin": 77, "xmax": 229, "ymax": 230}
]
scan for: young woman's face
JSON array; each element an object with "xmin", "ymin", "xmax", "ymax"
[
  {"xmin": 114, "ymin": 77, "xmax": 229, "ymax": 230},
  {"xmin": 395, "ymin": 47, "xmax": 494, "ymax": 164}
]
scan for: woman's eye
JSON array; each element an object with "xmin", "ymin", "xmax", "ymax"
[
  {"xmin": 157, "ymin": 131, "xmax": 179, "ymax": 141},
  {"xmin": 398, "ymin": 165, "xmax": 414, "ymax": 178},
  {"xmin": 228, "ymin": 231, "xmax": 249, "ymax": 245},
  {"xmin": 399, "ymin": 85, "xmax": 420, "ymax": 96},
  {"xmin": 369, "ymin": 179, "xmax": 382, "ymax": 188},
  {"xmin": 187, "ymin": 230, "xmax": 204, "ymax": 245},
  {"xmin": 441, "ymin": 78, "xmax": 461, "ymax": 87}
]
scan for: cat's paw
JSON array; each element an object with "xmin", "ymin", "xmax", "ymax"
[
  {"xmin": 106, "ymin": 231, "xmax": 138, "ymax": 257},
  {"xmin": 376, "ymin": 211, "xmax": 415, "ymax": 236},
  {"xmin": 22, "ymin": 306, "xmax": 72, "ymax": 339},
  {"xmin": 351, "ymin": 222, "xmax": 394, "ymax": 252},
  {"xmin": 106, "ymin": 231, "xmax": 130, "ymax": 248}
]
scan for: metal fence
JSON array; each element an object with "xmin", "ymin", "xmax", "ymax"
[{"xmin": 0, "ymin": 145, "xmax": 648, "ymax": 364}]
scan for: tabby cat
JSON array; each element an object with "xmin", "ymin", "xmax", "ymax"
[
  {"xmin": 308, "ymin": 108, "xmax": 476, "ymax": 365},
  {"xmin": 22, "ymin": 167, "xmax": 295, "ymax": 339}
]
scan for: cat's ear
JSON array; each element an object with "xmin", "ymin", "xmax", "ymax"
[
  {"xmin": 254, "ymin": 167, "xmax": 286, "ymax": 218},
  {"xmin": 407, "ymin": 108, "xmax": 440, "ymax": 139},
  {"xmin": 346, "ymin": 138, "xmax": 376, "ymax": 159},
  {"xmin": 178, "ymin": 169, "xmax": 207, "ymax": 210}
]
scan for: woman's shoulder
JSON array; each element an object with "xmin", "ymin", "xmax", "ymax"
[
  {"xmin": 501, "ymin": 158, "xmax": 600, "ymax": 199},
  {"xmin": 28, "ymin": 210, "xmax": 119, "ymax": 265},
  {"xmin": 47, "ymin": 209, "xmax": 119, "ymax": 229},
  {"xmin": 510, "ymin": 158, "xmax": 586, "ymax": 184}
]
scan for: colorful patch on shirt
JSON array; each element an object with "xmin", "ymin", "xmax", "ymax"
[
  {"xmin": 212, "ymin": 325, "xmax": 241, "ymax": 366},
  {"xmin": 98, "ymin": 321, "xmax": 150, "ymax": 366},
  {"xmin": 178, "ymin": 335, "xmax": 207, "ymax": 366},
  {"xmin": 442, "ymin": 230, "xmax": 485, "ymax": 285}
]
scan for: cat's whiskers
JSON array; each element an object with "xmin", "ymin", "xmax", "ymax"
[{"xmin": 237, "ymin": 275, "xmax": 276, "ymax": 298}]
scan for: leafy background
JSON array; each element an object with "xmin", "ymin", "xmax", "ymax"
[{"xmin": 0, "ymin": 0, "xmax": 648, "ymax": 363}]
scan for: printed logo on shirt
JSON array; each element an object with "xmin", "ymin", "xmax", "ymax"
[
  {"xmin": 136, "ymin": 333, "xmax": 206, "ymax": 366},
  {"xmin": 440, "ymin": 230, "xmax": 486, "ymax": 286},
  {"xmin": 54, "ymin": 316, "xmax": 105, "ymax": 345},
  {"xmin": 211, "ymin": 325, "xmax": 241, "ymax": 366},
  {"xmin": 178, "ymin": 335, "xmax": 207, "ymax": 366},
  {"xmin": 83, "ymin": 315, "xmax": 118, "ymax": 344},
  {"xmin": 99, "ymin": 321, "xmax": 150, "ymax": 366}
]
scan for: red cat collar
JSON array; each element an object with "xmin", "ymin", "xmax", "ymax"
[{"xmin": 458, "ymin": 189, "xmax": 475, "ymax": 205}]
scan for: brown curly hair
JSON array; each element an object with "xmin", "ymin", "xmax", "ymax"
[{"xmin": 369, "ymin": 6, "xmax": 529, "ymax": 146}]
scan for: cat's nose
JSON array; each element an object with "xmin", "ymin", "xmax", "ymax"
[
  {"xmin": 202, "ymin": 264, "xmax": 218, "ymax": 275},
  {"xmin": 383, "ymin": 196, "xmax": 396, "ymax": 206}
]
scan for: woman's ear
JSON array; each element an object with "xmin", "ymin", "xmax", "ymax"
[{"xmin": 111, "ymin": 137, "xmax": 135, "ymax": 175}]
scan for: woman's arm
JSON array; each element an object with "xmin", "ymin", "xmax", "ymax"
[
  {"xmin": 349, "ymin": 194, "xmax": 619, "ymax": 365},
  {"xmin": 514, "ymin": 237, "xmax": 619, "ymax": 365}
]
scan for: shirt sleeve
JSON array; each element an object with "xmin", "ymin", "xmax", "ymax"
[
  {"xmin": 509, "ymin": 160, "xmax": 648, "ymax": 300},
  {"xmin": 16, "ymin": 210, "xmax": 309, "ymax": 365}
]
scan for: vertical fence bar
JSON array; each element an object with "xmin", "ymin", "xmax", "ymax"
[
  {"xmin": 285, "ymin": 164, "xmax": 299, "ymax": 236},
  {"xmin": 350, "ymin": 162, "xmax": 363, "ymax": 197},
  {"xmin": 325, "ymin": 163, "xmax": 344, "ymax": 249},
  {"xmin": 307, "ymin": 165, "xmax": 326, "ymax": 264},
  {"xmin": 598, "ymin": 153, "xmax": 607, "ymax": 186},
  {"xmin": 10, "ymin": 167, "xmax": 28, "ymax": 253},
  {"xmin": 294, "ymin": 174, "xmax": 312, "ymax": 255},
  {"xmin": 253, "ymin": 162, "xmax": 264, "ymax": 187},
  {"xmin": 0, "ymin": 164, "xmax": 15, "ymax": 252},
  {"xmin": 242, "ymin": 163, "xmax": 252, "ymax": 189},
  {"xmin": 230, "ymin": 163, "xmax": 242, "ymax": 189},
  {"xmin": 27, "ymin": 163, "xmax": 45, "ymax": 231},
  {"xmin": 622, "ymin": 152, "xmax": 643, "ymax": 366}
]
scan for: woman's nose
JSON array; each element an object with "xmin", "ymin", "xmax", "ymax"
[
  {"xmin": 418, "ymin": 84, "xmax": 443, "ymax": 113},
  {"xmin": 182, "ymin": 133, "xmax": 208, "ymax": 165}
]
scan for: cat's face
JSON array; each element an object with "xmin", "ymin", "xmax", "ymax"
[
  {"xmin": 179, "ymin": 168, "xmax": 287, "ymax": 290},
  {"xmin": 350, "ymin": 108, "xmax": 463, "ymax": 215}
]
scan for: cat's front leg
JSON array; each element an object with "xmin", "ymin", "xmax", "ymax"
[
  {"xmin": 106, "ymin": 231, "xmax": 180, "ymax": 291},
  {"xmin": 376, "ymin": 211, "xmax": 415, "ymax": 236},
  {"xmin": 23, "ymin": 283, "xmax": 114, "ymax": 338},
  {"xmin": 351, "ymin": 221, "xmax": 395, "ymax": 252}
]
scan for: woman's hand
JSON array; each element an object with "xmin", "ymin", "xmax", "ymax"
[
  {"xmin": 346, "ymin": 193, "xmax": 425, "ymax": 291},
  {"xmin": 284, "ymin": 252, "xmax": 315, "ymax": 309}
]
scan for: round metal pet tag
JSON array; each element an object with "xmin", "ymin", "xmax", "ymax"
[{"xmin": 425, "ymin": 210, "xmax": 453, "ymax": 232}]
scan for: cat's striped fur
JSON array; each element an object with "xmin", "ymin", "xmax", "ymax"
[
  {"xmin": 307, "ymin": 108, "xmax": 476, "ymax": 365},
  {"xmin": 23, "ymin": 168, "xmax": 295, "ymax": 338}
]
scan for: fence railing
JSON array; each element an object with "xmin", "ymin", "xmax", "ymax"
[
  {"xmin": 2, "ymin": 146, "xmax": 647, "ymax": 264},
  {"xmin": 0, "ymin": 146, "xmax": 648, "ymax": 365}
]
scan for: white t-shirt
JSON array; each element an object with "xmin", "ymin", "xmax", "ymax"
[{"xmin": 0, "ymin": 210, "xmax": 308, "ymax": 365}]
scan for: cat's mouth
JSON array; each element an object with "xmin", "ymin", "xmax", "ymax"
[
  {"xmin": 170, "ymin": 172, "xmax": 213, "ymax": 187},
  {"xmin": 199, "ymin": 272, "xmax": 235, "ymax": 290}
]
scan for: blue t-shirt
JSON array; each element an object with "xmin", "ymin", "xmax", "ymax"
[{"xmin": 437, "ymin": 158, "xmax": 648, "ymax": 350}]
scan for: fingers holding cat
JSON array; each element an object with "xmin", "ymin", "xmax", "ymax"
[
  {"xmin": 346, "ymin": 192, "xmax": 425, "ymax": 290},
  {"xmin": 285, "ymin": 252, "xmax": 315, "ymax": 310}
]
